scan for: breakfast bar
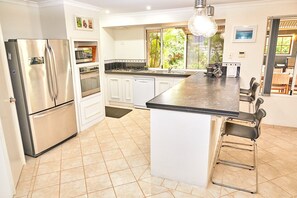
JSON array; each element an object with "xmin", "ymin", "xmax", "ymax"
[{"xmin": 146, "ymin": 73, "xmax": 240, "ymax": 187}]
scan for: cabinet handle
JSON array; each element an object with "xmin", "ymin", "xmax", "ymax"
[{"xmin": 138, "ymin": 81, "xmax": 148, "ymax": 83}]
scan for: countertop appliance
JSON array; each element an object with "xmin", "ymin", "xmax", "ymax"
[
  {"xmin": 5, "ymin": 39, "xmax": 77, "ymax": 157},
  {"xmin": 133, "ymin": 77, "xmax": 155, "ymax": 108}
]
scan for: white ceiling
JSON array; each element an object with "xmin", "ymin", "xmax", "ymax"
[{"xmin": 33, "ymin": 0, "xmax": 262, "ymax": 13}]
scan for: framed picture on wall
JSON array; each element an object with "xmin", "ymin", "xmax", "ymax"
[
  {"xmin": 75, "ymin": 16, "xmax": 93, "ymax": 31},
  {"xmin": 233, "ymin": 25, "xmax": 257, "ymax": 42}
]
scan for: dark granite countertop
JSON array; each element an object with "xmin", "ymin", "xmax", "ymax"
[
  {"xmin": 146, "ymin": 72, "xmax": 240, "ymax": 117},
  {"xmin": 105, "ymin": 69, "xmax": 196, "ymax": 77}
]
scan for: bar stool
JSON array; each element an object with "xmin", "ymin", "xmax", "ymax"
[
  {"xmin": 211, "ymin": 108, "xmax": 266, "ymax": 194},
  {"xmin": 240, "ymin": 82, "xmax": 260, "ymax": 113},
  {"xmin": 228, "ymin": 97, "xmax": 264, "ymax": 124},
  {"xmin": 240, "ymin": 77, "xmax": 256, "ymax": 95}
]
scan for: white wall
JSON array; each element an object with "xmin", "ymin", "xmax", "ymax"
[
  {"xmin": 262, "ymin": 95, "xmax": 297, "ymax": 127},
  {"xmin": 100, "ymin": 28, "xmax": 115, "ymax": 60},
  {"xmin": 99, "ymin": 26, "xmax": 145, "ymax": 60},
  {"xmin": 64, "ymin": 4, "xmax": 101, "ymax": 40},
  {"xmin": 39, "ymin": 4, "xmax": 67, "ymax": 39},
  {"xmin": 0, "ymin": 1, "xmax": 42, "ymax": 40},
  {"xmin": 100, "ymin": 0, "xmax": 297, "ymax": 127},
  {"xmin": 114, "ymin": 26, "xmax": 145, "ymax": 59},
  {"xmin": 217, "ymin": 1, "xmax": 297, "ymax": 127}
]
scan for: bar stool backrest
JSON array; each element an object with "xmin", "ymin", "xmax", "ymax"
[
  {"xmin": 254, "ymin": 98, "xmax": 264, "ymax": 113},
  {"xmin": 249, "ymin": 77, "xmax": 256, "ymax": 90},
  {"xmin": 254, "ymin": 108, "xmax": 267, "ymax": 139},
  {"xmin": 250, "ymin": 82, "xmax": 260, "ymax": 101}
]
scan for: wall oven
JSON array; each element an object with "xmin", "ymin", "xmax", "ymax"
[{"xmin": 79, "ymin": 66, "xmax": 100, "ymax": 98}]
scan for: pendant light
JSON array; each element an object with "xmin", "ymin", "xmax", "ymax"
[{"xmin": 188, "ymin": 0, "xmax": 218, "ymax": 38}]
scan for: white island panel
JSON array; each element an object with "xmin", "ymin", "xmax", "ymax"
[{"xmin": 150, "ymin": 108, "xmax": 221, "ymax": 187}]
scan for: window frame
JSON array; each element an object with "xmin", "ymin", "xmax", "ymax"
[{"xmin": 264, "ymin": 34, "xmax": 294, "ymax": 56}]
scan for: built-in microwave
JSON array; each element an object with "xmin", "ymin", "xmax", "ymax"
[
  {"xmin": 79, "ymin": 66, "xmax": 100, "ymax": 97},
  {"xmin": 75, "ymin": 47, "xmax": 94, "ymax": 64}
]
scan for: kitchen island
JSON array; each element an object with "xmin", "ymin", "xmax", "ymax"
[{"xmin": 146, "ymin": 72, "xmax": 240, "ymax": 187}]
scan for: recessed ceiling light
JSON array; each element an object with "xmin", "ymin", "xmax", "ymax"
[
  {"xmin": 146, "ymin": 6, "xmax": 151, "ymax": 10},
  {"xmin": 105, "ymin": 10, "xmax": 110, "ymax": 14}
]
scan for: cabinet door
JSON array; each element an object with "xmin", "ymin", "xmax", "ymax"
[
  {"xmin": 80, "ymin": 95, "xmax": 103, "ymax": 127},
  {"xmin": 122, "ymin": 78, "xmax": 133, "ymax": 103},
  {"xmin": 155, "ymin": 78, "xmax": 173, "ymax": 95},
  {"xmin": 108, "ymin": 77, "xmax": 122, "ymax": 102},
  {"xmin": 173, "ymin": 77, "xmax": 185, "ymax": 85}
]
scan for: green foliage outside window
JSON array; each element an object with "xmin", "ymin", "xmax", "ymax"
[
  {"xmin": 210, "ymin": 34, "xmax": 224, "ymax": 64},
  {"xmin": 264, "ymin": 35, "xmax": 292, "ymax": 54},
  {"xmin": 186, "ymin": 36, "xmax": 209, "ymax": 69},
  {"xmin": 147, "ymin": 30, "xmax": 161, "ymax": 68},
  {"xmin": 162, "ymin": 28, "xmax": 185, "ymax": 69},
  {"xmin": 146, "ymin": 27, "xmax": 224, "ymax": 70},
  {"xmin": 187, "ymin": 33, "xmax": 224, "ymax": 69}
]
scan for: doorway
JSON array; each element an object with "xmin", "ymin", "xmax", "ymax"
[{"xmin": 262, "ymin": 17, "xmax": 297, "ymax": 95}]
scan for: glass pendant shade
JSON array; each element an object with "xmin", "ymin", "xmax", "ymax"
[
  {"xmin": 188, "ymin": 0, "xmax": 218, "ymax": 38},
  {"xmin": 203, "ymin": 17, "xmax": 218, "ymax": 37}
]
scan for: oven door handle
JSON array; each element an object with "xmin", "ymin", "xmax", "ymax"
[{"xmin": 80, "ymin": 72, "xmax": 99, "ymax": 80}]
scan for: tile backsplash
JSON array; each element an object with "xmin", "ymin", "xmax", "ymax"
[{"xmin": 104, "ymin": 59, "xmax": 147, "ymax": 71}]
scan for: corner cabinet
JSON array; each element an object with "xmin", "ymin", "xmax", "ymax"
[
  {"xmin": 155, "ymin": 77, "xmax": 185, "ymax": 95},
  {"xmin": 106, "ymin": 74, "xmax": 134, "ymax": 106},
  {"xmin": 71, "ymin": 39, "xmax": 105, "ymax": 132}
]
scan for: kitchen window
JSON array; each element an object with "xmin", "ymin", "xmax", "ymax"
[{"xmin": 146, "ymin": 26, "xmax": 224, "ymax": 70}]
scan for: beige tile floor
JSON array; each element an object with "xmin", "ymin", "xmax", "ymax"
[{"xmin": 14, "ymin": 109, "xmax": 297, "ymax": 198}]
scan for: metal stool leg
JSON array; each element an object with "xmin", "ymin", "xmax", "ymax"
[
  {"xmin": 210, "ymin": 120, "xmax": 226, "ymax": 180},
  {"xmin": 248, "ymin": 101, "xmax": 255, "ymax": 113},
  {"xmin": 254, "ymin": 140, "xmax": 258, "ymax": 193},
  {"xmin": 211, "ymin": 138, "xmax": 258, "ymax": 194}
]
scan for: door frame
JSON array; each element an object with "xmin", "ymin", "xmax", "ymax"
[
  {"xmin": 0, "ymin": 119, "xmax": 15, "ymax": 197},
  {"xmin": 0, "ymin": 23, "xmax": 25, "ymax": 195}
]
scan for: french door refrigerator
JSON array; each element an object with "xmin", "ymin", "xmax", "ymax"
[{"xmin": 5, "ymin": 39, "xmax": 77, "ymax": 157}]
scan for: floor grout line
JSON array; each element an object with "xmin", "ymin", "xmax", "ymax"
[{"xmin": 15, "ymin": 109, "xmax": 297, "ymax": 198}]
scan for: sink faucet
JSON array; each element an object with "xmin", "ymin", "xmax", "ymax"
[{"xmin": 168, "ymin": 66, "xmax": 173, "ymax": 73}]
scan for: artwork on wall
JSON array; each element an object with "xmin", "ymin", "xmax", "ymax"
[
  {"xmin": 233, "ymin": 25, "xmax": 257, "ymax": 42},
  {"xmin": 75, "ymin": 16, "xmax": 93, "ymax": 31}
]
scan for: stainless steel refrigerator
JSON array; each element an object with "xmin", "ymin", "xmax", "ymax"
[{"xmin": 5, "ymin": 39, "xmax": 77, "ymax": 157}]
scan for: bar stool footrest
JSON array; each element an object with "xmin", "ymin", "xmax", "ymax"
[
  {"xmin": 217, "ymin": 159, "xmax": 255, "ymax": 170},
  {"xmin": 223, "ymin": 141, "xmax": 253, "ymax": 147},
  {"xmin": 212, "ymin": 180, "xmax": 256, "ymax": 194}
]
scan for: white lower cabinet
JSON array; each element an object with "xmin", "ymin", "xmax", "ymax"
[
  {"xmin": 107, "ymin": 75, "xmax": 134, "ymax": 104},
  {"xmin": 155, "ymin": 77, "xmax": 185, "ymax": 95},
  {"xmin": 122, "ymin": 78, "xmax": 133, "ymax": 103},
  {"xmin": 108, "ymin": 77, "xmax": 122, "ymax": 102},
  {"xmin": 106, "ymin": 74, "xmax": 186, "ymax": 107},
  {"xmin": 80, "ymin": 93, "xmax": 104, "ymax": 131},
  {"xmin": 155, "ymin": 78, "xmax": 173, "ymax": 95}
]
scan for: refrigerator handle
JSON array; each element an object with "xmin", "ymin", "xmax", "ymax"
[
  {"xmin": 49, "ymin": 46, "xmax": 59, "ymax": 100},
  {"xmin": 45, "ymin": 46, "xmax": 55, "ymax": 100}
]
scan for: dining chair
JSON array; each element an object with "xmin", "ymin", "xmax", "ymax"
[{"xmin": 271, "ymin": 73, "xmax": 290, "ymax": 94}]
